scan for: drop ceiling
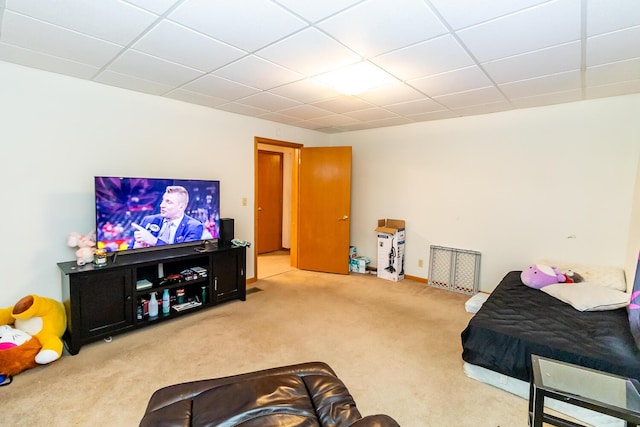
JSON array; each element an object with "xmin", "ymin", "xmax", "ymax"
[{"xmin": 1, "ymin": 0, "xmax": 639, "ymax": 133}]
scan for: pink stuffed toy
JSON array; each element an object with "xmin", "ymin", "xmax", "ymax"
[
  {"xmin": 521, "ymin": 264, "xmax": 566, "ymax": 289},
  {"xmin": 67, "ymin": 230, "xmax": 96, "ymax": 266}
]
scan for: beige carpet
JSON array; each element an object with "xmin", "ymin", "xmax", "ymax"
[
  {"xmin": 257, "ymin": 250, "xmax": 294, "ymax": 279},
  {"xmin": 5, "ymin": 269, "xmax": 530, "ymax": 426}
]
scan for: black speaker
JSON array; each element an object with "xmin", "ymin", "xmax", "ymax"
[{"xmin": 219, "ymin": 218, "xmax": 234, "ymax": 246}]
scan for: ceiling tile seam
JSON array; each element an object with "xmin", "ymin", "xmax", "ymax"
[
  {"xmin": 422, "ymin": 0, "xmax": 515, "ymax": 110},
  {"xmin": 88, "ymin": 0, "xmax": 188, "ymax": 81},
  {"xmin": 580, "ymin": 0, "xmax": 588, "ymax": 99},
  {"xmin": 271, "ymin": 0, "xmax": 368, "ymax": 25}
]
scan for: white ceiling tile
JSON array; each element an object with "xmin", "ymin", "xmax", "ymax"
[
  {"xmin": 310, "ymin": 114, "xmax": 361, "ymax": 127},
  {"xmin": 586, "ymin": 57, "xmax": 640, "ymax": 87},
  {"xmin": 0, "ymin": 42, "xmax": 99, "ymax": 79},
  {"xmin": 258, "ymin": 112, "xmax": 301, "ymax": 124},
  {"xmin": 372, "ymin": 34, "xmax": 474, "ymax": 80},
  {"xmin": 273, "ymin": 0, "xmax": 361, "ymax": 23},
  {"xmin": 236, "ymin": 92, "xmax": 301, "ymax": 111},
  {"xmin": 585, "ymin": 80, "xmax": 640, "ymax": 99},
  {"xmin": 433, "ymin": 86, "xmax": 506, "ymax": 109},
  {"xmin": 318, "ymin": 0, "xmax": 447, "ymax": 57},
  {"xmin": 355, "ymin": 81, "xmax": 424, "ymax": 105},
  {"xmin": 384, "ymin": 98, "xmax": 445, "ymax": 115},
  {"xmin": 311, "ymin": 96, "xmax": 374, "ymax": 113},
  {"xmin": 94, "ymin": 70, "xmax": 174, "ymax": 95},
  {"xmin": 216, "ymin": 102, "xmax": 269, "ymax": 116},
  {"xmin": 586, "ymin": 26, "xmax": 640, "ymax": 67},
  {"xmin": 429, "ymin": 0, "xmax": 550, "ymax": 30},
  {"xmin": 510, "ymin": 89, "xmax": 583, "ymax": 108},
  {"xmin": 409, "ymin": 66, "xmax": 492, "ymax": 97},
  {"xmin": 124, "ymin": 0, "xmax": 180, "ymax": 15},
  {"xmin": 344, "ymin": 107, "xmax": 398, "ymax": 121},
  {"xmin": 362, "ymin": 116, "xmax": 413, "ymax": 128},
  {"xmin": 257, "ymin": 28, "xmax": 360, "ymax": 77},
  {"xmin": 169, "ymin": 0, "xmax": 307, "ymax": 52},
  {"xmin": 452, "ymin": 100, "xmax": 513, "ymax": 116},
  {"xmin": 1, "ymin": 11, "xmax": 123, "ymax": 67},
  {"xmin": 270, "ymin": 78, "xmax": 340, "ymax": 103},
  {"xmin": 407, "ymin": 109, "xmax": 460, "ymax": 122},
  {"xmin": 278, "ymin": 104, "xmax": 334, "ymax": 120},
  {"xmin": 107, "ymin": 50, "xmax": 203, "ymax": 86},
  {"xmin": 586, "ymin": 0, "xmax": 640, "ymax": 36},
  {"xmin": 165, "ymin": 89, "xmax": 229, "ymax": 107},
  {"xmin": 483, "ymin": 41, "xmax": 581, "ymax": 84},
  {"xmin": 456, "ymin": 0, "xmax": 581, "ymax": 62},
  {"xmin": 214, "ymin": 55, "xmax": 303, "ymax": 90},
  {"xmin": 6, "ymin": 0, "xmax": 158, "ymax": 46},
  {"xmin": 133, "ymin": 20, "xmax": 247, "ymax": 72},
  {"xmin": 499, "ymin": 70, "xmax": 582, "ymax": 99},
  {"xmin": 183, "ymin": 74, "xmax": 260, "ymax": 100}
]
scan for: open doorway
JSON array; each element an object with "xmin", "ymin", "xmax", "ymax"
[{"xmin": 255, "ymin": 137, "xmax": 300, "ymax": 279}]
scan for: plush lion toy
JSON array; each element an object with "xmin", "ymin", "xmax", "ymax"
[{"xmin": 0, "ymin": 295, "xmax": 66, "ymax": 366}]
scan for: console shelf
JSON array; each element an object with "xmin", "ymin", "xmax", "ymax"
[{"xmin": 58, "ymin": 244, "xmax": 246, "ymax": 355}]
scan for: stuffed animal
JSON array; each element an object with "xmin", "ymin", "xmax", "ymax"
[
  {"xmin": 67, "ymin": 230, "xmax": 96, "ymax": 266},
  {"xmin": 564, "ymin": 269, "xmax": 584, "ymax": 283},
  {"xmin": 0, "ymin": 295, "xmax": 66, "ymax": 365},
  {"xmin": 0, "ymin": 324, "xmax": 41, "ymax": 378},
  {"xmin": 521, "ymin": 264, "xmax": 566, "ymax": 289}
]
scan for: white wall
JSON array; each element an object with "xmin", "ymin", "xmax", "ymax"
[
  {"xmin": 0, "ymin": 61, "xmax": 328, "ymax": 307},
  {"xmin": 625, "ymin": 152, "xmax": 640, "ymax": 290},
  {"xmin": 332, "ymin": 95, "xmax": 640, "ymax": 292}
]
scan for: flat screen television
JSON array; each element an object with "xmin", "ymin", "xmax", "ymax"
[{"xmin": 95, "ymin": 176, "xmax": 220, "ymax": 253}]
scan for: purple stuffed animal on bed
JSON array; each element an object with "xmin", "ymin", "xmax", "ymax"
[{"xmin": 520, "ymin": 264, "xmax": 566, "ymax": 289}]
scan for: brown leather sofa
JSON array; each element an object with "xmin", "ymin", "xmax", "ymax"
[{"xmin": 140, "ymin": 361, "xmax": 400, "ymax": 427}]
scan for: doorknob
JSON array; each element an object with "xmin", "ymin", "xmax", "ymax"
[
  {"xmin": 339, "ymin": 215, "xmax": 349, "ymax": 221},
  {"xmin": 258, "ymin": 207, "xmax": 263, "ymax": 211}
]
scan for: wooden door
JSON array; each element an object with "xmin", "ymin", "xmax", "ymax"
[
  {"xmin": 298, "ymin": 146, "xmax": 352, "ymax": 274},
  {"xmin": 257, "ymin": 150, "xmax": 283, "ymax": 254}
]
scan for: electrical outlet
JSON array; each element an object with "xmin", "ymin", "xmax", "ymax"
[
  {"xmin": 242, "ymin": 197, "xmax": 247, "ymax": 206},
  {"xmin": 418, "ymin": 259, "xmax": 424, "ymax": 268}
]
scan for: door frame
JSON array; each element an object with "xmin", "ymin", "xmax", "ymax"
[{"xmin": 254, "ymin": 136, "xmax": 302, "ymax": 280}]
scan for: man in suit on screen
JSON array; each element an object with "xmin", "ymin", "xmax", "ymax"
[{"xmin": 130, "ymin": 185, "xmax": 203, "ymax": 249}]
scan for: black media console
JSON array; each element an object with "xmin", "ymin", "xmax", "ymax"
[{"xmin": 57, "ymin": 244, "xmax": 246, "ymax": 355}]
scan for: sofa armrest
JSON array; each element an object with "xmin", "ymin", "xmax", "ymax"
[{"xmin": 350, "ymin": 414, "xmax": 400, "ymax": 427}]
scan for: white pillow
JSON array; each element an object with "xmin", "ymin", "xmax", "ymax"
[
  {"xmin": 541, "ymin": 282, "xmax": 629, "ymax": 312},
  {"xmin": 537, "ymin": 260, "xmax": 627, "ymax": 291}
]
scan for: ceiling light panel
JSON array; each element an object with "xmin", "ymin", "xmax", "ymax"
[
  {"xmin": 168, "ymin": 0, "xmax": 307, "ymax": 52},
  {"xmin": 257, "ymin": 28, "xmax": 361, "ymax": 77},
  {"xmin": 318, "ymin": 0, "xmax": 448, "ymax": 57}
]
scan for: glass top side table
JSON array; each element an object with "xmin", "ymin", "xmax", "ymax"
[{"xmin": 529, "ymin": 355, "xmax": 640, "ymax": 427}]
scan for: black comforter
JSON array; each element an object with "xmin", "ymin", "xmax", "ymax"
[{"xmin": 461, "ymin": 271, "xmax": 640, "ymax": 382}]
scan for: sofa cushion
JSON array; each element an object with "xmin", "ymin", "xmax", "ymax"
[{"xmin": 192, "ymin": 373, "xmax": 320, "ymax": 427}]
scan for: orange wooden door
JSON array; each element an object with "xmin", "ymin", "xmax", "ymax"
[
  {"xmin": 257, "ymin": 150, "xmax": 283, "ymax": 254},
  {"xmin": 298, "ymin": 146, "xmax": 351, "ymax": 274}
]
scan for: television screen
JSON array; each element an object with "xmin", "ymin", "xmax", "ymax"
[{"xmin": 95, "ymin": 176, "xmax": 220, "ymax": 253}]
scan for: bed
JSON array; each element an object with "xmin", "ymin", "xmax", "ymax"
[{"xmin": 461, "ymin": 270, "xmax": 640, "ymax": 425}]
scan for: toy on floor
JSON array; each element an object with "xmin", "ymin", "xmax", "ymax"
[
  {"xmin": 0, "ymin": 295, "xmax": 67, "ymax": 367},
  {"xmin": 521, "ymin": 264, "xmax": 566, "ymax": 289},
  {"xmin": 0, "ymin": 324, "xmax": 41, "ymax": 382}
]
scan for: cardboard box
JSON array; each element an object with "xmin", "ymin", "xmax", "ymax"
[
  {"xmin": 350, "ymin": 256, "xmax": 370, "ymax": 274},
  {"xmin": 375, "ymin": 219, "xmax": 405, "ymax": 281}
]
